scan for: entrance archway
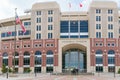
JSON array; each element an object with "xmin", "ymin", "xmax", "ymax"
[{"xmin": 62, "ymin": 44, "xmax": 87, "ymax": 73}]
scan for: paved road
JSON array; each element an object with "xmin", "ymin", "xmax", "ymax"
[{"xmin": 0, "ymin": 73, "xmax": 120, "ymax": 80}]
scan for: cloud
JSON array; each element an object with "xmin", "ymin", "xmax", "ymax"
[{"xmin": 0, "ymin": 0, "xmax": 119, "ymax": 19}]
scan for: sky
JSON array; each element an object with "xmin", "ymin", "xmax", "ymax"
[{"xmin": 0, "ymin": 0, "xmax": 120, "ymax": 20}]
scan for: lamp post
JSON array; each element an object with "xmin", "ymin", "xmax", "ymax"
[
  {"xmin": 114, "ymin": 55, "xmax": 116, "ymax": 78},
  {"xmin": 6, "ymin": 66, "xmax": 8, "ymax": 79}
]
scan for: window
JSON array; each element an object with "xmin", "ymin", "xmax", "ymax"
[
  {"xmin": 96, "ymin": 32, "xmax": 101, "ymax": 38},
  {"xmin": 70, "ymin": 21, "xmax": 78, "ymax": 32},
  {"xmin": 35, "ymin": 51, "xmax": 42, "ymax": 65},
  {"xmin": 36, "ymin": 25, "xmax": 41, "ymax": 31},
  {"xmin": 36, "ymin": 33, "xmax": 41, "ymax": 39},
  {"xmin": 108, "ymin": 9, "xmax": 113, "ymax": 14},
  {"xmin": 24, "ymin": 52, "xmax": 30, "ymax": 65},
  {"xmin": 96, "ymin": 50, "xmax": 102, "ymax": 54},
  {"xmin": 108, "ymin": 43, "xmax": 110, "ymax": 46},
  {"xmin": 36, "ymin": 11, "xmax": 41, "ymax": 15},
  {"xmin": 46, "ymin": 50, "xmax": 54, "ymax": 65},
  {"xmin": 96, "ymin": 24, "xmax": 101, "ymax": 29},
  {"xmin": 60, "ymin": 21, "xmax": 69, "ymax": 33},
  {"xmin": 108, "ymin": 24, "xmax": 113, "ymax": 30},
  {"xmin": 14, "ymin": 52, "xmax": 19, "ymax": 65},
  {"xmin": 48, "ymin": 33, "xmax": 52, "ymax": 39},
  {"xmin": 100, "ymin": 43, "xmax": 103, "ymax": 46},
  {"xmin": 48, "ymin": 25, "xmax": 53, "ymax": 30},
  {"xmin": 48, "ymin": 17, "xmax": 53, "ymax": 22},
  {"xmin": 96, "ymin": 43, "xmax": 98, "ymax": 46},
  {"xmin": 108, "ymin": 57, "xmax": 115, "ymax": 64},
  {"xmin": 2, "ymin": 52, "xmax": 8, "ymax": 66},
  {"xmin": 96, "ymin": 66, "xmax": 103, "ymax": 72},
  {"xmin": 108, "ymin": 16, "xmax": 113, "ymax": 22},
  {"xmin": 24, "ymin": 22, "xmax": 31, "ymax": 26},
  {"xmin": 111, "ymin": 43, "xmax": 115, "ymax": 47},
  {"xmin": 48, "ymin": 10, "xmax": 53, "ymax": 15},
  {"xmin": 96, "ymin": 16, "xmax": 101, "ymax": 21},
  {"xmin": 96, "ymin": 57, "xmax": 103, "ymax": 64},
  {"xmin": 108, "ymin": 32, "xmax": 113, "ymax": 38},
  {"xmin": 36, "ymin": 17, "xmax": 41, "ymax": 23},
  {"xmin": 96, "ymin": 9, "xmax": 101, "ymax": 14}
]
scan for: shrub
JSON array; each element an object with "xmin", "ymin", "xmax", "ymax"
[
  {"xmin": 118, "ymin": 68, "xmax": 120, "ymax": 74},
  {"xmin": 24, "ymin": 68, "xmax": 31, "ymax": 73},
  {"xmin": 1, "ymin": 64, "xmax": 7, "ymax": 73}
]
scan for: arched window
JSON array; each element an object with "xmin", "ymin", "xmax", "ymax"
[
  {"xmin": 96, "ymin": 50, "xmax": 103, "ymax": 54},
  {"xmin": 95, "ymin": 50, "xmax": 103, "ymax": 72},
  {"xmin": 3, "ymin": 52, "xmax": 8, "ymax": 57},
  {"xmin": 46, "ymin": 50, "xmax": 54, "ymax": 73},
  {"xmin": 24, "ymin": 51, "xmax": 30, "ymax": 56},
  {"xmin": 13, "ymin": 52, "xmax": 19, "ymax": 73},
  {"xmin": 14, "ymin": 52, "xmax": 19, "ymax": 66},
  {"xmin": 35, "ymin": 51, "xmax": 42, "ymax": 55},
  {"xmin": 2, "ymin": 52, "xmax": 8, "ymax": 66},
  {"xmin": 23, "ymin": 51, "xmax": 30, "ymax": 65},
  {"xmin": 35, "ymin": 51, "xmax": 42, "ymax": 65},
  {"xmin": 108, "ymin": 50, "xmax": 115, "ymax": 72},
  {"xmin": 108, "ymin": 50, "xmax": 115, "ymax": 54},
  {"xmin": 34, "ymin": 51, "xmax": 42, "ymax": 73},
  {"xmin": 46, "ymin": 50, "xmax": 53, "ymax": 55}
]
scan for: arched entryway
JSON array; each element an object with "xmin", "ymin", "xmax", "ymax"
[{"xmin": 62, "ymin": 44, "xmax": 87, "ymax": 73}]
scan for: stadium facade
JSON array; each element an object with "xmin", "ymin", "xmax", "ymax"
[{"xmin": 0, "ymin": 1, "xmax": 120, "ymax": 73}]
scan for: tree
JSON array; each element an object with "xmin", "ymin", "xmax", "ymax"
[{"xmin": 1, "ymin": 64, "xmax": 7, "ymax": 73}]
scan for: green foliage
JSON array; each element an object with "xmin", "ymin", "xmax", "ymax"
[
  {"xmin": 118, "ymin": 68, "xmax": 120, "ymax": 74},
  {"xmin": 8, "ymin": 68, "xmax": 13, "ymax": 73},
  {"xmin": 24, "ymin": 68, "xmax": 31, "ymax": 73},
  {"xmin": 1, "ymin": 64, "xmax": 7, "ymax": 73}
]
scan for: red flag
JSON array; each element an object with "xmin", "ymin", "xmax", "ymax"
[
  {"xmin": 80, "ymin": 3, "xmax": 83, "ymax": 7},
  {"xmin": 7, "ymin": 32, "xmax": 12, "ymax": 35},
  {"xmin": 15, "ymin": 13, "xmax": 26, "ymax": 33}
]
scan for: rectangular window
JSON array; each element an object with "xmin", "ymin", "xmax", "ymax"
[
  {"xmin": 48, "ymin": 17, "xmax": 53, "ymax": 22},
  {"xmin": 48, "ymin": 33, "xmax": 53, "ymax": 39},
  {"xmin": 108, "ymin": 32, "xmax": 113, "ymax": 38},
  {"xmin": 36, "ymin": 11, "xmax": 41, "ymax": 15},
  {"xmin": 108, "ymin": 16, "xmax": 113, "ymax": 22},
  {"xmin": 46, "ymin": 57, "xmax": 53, "ymax": 64},
  {"xmin": 36, "ymin": 25, "xmax": 41, "ymax": 31},
  {"xmin": 108, "ymin": 9, "xmax": 113, "ymax": 14},
  {"xmin": 96, "ymin": 32, "xmax": 101, "ymax": 38},
  {"xmin": 96, "ymin": 9, "xmax": 101, "ymax": 14},
  {"xmin": 24, "ymin": 58, "xmax": 30, "ymax": 65},
  {"xmin": 48, "ymin": 10, "xmax": 53, "ymax": 15},
  {"xmin": 96, "ymin": 16, "xmax": 101, "ymax": 21},
  {"xmin": 48, "ymin": 25, "xmax": 53, "ymax": 30},
  {"xmin": 96, "ymin": 57, "xmax": 103, "ymax": 64},
  {"xmin": 60, "ymin": 21, "xmax": 69, "ymax": 33},
  {"xmin": 96, "ymin": 24, "xmax": 101, "ymax": 29},
  {"xmin": 36, "ymin": 33, "xmax": 41, "ymax": 39},
  {"xmin": 108, "ymin": 57, "xmax": 115, "ymax": 64},
  {"xmin": 70, "ymin": 21, "xmax": 78, "ymax": 32},
  {"xmin": 36, "ymin": 17, "xmax": 41, "ymax": 23},
  {"xmin": 24, "ymin": 22, "xmax": 31, "ymax": 26},
  {"xmin": 108, "ymin": 24, "xmax": 113, "ymax": 30}
]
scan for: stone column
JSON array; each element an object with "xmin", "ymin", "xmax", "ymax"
[
  {"xmin": 30, "ymin": 51, "xmax": 34, "ymax": 73},
  {"xmin": 42, "ymin": 50, "xmax": 46, "ymax": 73},
  {"xmin": 19, "ymin": 52, "xmax": 23, "ymax": 73}
]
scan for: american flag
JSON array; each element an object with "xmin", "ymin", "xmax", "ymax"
[{"xmin": 15, "ymin": 12, "xmax": 26, "ymax": 33}]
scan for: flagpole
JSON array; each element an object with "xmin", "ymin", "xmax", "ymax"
[{"xmin": 13, "ymin": 8, "xmax": 17, "ymax": 73}]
